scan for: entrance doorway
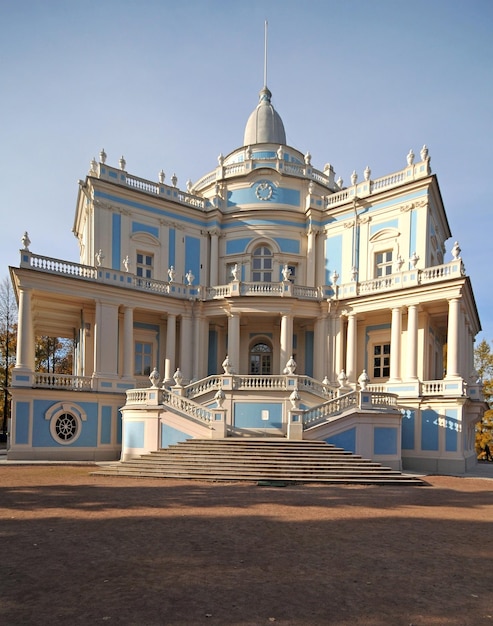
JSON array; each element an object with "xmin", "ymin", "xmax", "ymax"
[{"xmin": 249, "ymin": 342, "xmax": 272, "ymax": 375}]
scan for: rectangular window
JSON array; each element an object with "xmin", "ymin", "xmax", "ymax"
[
  {"xmin": 135, "ymin": 341, "xmax": 153, "ymax": 376},
  {"xmin": 375, "ymin": 251, "xmax": 393, "ymax": 277},
  {"xmin": 373, "ymin": 343, "xmax": 390, "ymax": 379},
  {"xmin": 136, "ymin": 253, "xmax": 153, "ymax": 278}
]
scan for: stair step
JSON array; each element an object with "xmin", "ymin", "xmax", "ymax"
[{"xmin": 92, "ymin": 438, "xmax": 425, "ymax": 486}]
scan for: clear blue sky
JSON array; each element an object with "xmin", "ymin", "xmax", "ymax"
[{"xmin": 1, "ymin": 0, "xmax": 492, "ymax": 342}]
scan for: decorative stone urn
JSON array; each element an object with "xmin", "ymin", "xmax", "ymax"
[
  {"xmin": 222, "ymin": 355, "xmax": 233, "ymax": 375},
  {"xmin": 173, "ymin": 368, "xmax": 183, "ymax": 387},
  {"xmin": 149, "ymin": 367, "xmax": 160, "ymax": 388},
  {"xmin": 285, "ymin": 356, "xmax": 297, "ymax": 375},
  {"xmin": 358, "ymin": 369, "xmax": 370, "ymax": 390},
  {"xmin": 289, "ymin": 388, "xmax": 300, "ymax": 409}
]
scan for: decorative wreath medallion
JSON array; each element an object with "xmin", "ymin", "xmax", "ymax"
[{"xmin": 255, "ymin": 181, "xmax": 273, "ymax": 201}]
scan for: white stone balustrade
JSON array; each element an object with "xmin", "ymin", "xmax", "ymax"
[{"xmin": 20, "ymin": 251, "xmax": 465, "ymax": 304}]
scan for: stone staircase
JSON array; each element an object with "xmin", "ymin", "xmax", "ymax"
[{"xmin": 93, "ymin": 439, "xmax": 425, "ymax": 485}]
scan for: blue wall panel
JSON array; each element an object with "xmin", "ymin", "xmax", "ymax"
[
  {"xmin": 161, "ymin": 423, "xmax": 189, "ymax": 448},
  {"xmin": 112, "ymin": 213, "xmax": 121, "ymax": 270},
  {"xmin": 101, "ymin": 406, "xmax": 112, "ymax": 445},
  {"xmin": 185, "ymin": 236, "xmax": 200, "ymax": 282},
  {"xmin": 374, "ymin": 427, "xmax": 397, "ymax": 455},
  {"xmin": 234, "ymin": 402, "xmax": 282, "ymax": 429},
  {"xmin": 445, "ymin": 409, "xmax": 459, "ymax": 452},
  {"xmin": 401, "ymin": 409, "xmax": 415, "ymax": 450},
  {"xmin": 227, "ymin": 185, "xmax": 300, "ymax": 208},
  {"xmin": 132, "ymin": 221, "xmax": 159, "ymax": 238},
  {"xmin": 32, "ymin": 400, "xmax": 99, "ymax": 447},
  {"xmin": 226, "ymin": 238, "xmax": 253, "ymax": 255},
  {"xmin": 273, "ymin": 238, "xmax": 300, "ymax": 254},
  {"xmin": 169, "ymin": 228, "xmax": 175, "ymax": 268},
  {"xmin": 125, "ymin": 421, "xmax": 145, "ymax": 448},
  {"xmin": 15, "ymin": 402, "xmax": 30, "ymax": 444},
  {"xmin": 325, "ymin": 428, "xmax": 356, "ymax": 454},
  {"xmin": 421, "ymin": 409, "xmax": 439, "ymax": 451},
  {"xmin": 325, "ymin": 234, "xmax": 343, "ymax": 285}
]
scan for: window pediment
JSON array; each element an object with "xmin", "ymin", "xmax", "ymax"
[
  {"xmin": 369, "ymin": 228, "xmax": 400, "ymax": 243},
  {"xmin": 131, "ymin": 232, "xmax": 160, "ymax": 246}
]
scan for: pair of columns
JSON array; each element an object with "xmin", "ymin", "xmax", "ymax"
[
  {"xmin": 227, "ymin": 311, "xmax": 296, "ymax": 375},
  {"xmin": 344, "ymin": 299, "xmax": 462, "ymax": 382}
]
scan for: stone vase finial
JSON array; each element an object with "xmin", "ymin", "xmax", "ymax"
[
  {"xmin": 149, "ymin": 367, "xmax": 160, "ymax": 388},
  {"xmin": 410, "ymin": 251, "xmax": 419, "ymax": 269},
  {"xmin": 358, "ymin": 369, "xmax": 370, "ymax": 390},
  {"xmin": 285, "ymin": 356, "xmax": 297, "ymax": 375},
  {"xmin": 338, "ymin": 370, "xmax": 348, "ymax": 388},
  {"xmin": 214, "ymin": 388, "xmax": 225, "ymax": 408},
  {"xmin": 21, "ymin": 231, "xmax": 31, "ymax": 251},
  {"xmin": 173, "ymin": 368, "xmax": 183, "ymax": 387},
  {"xmin": 407, "ymin": 149, "xmax": 415, "ymax": 166},
  {"xmin": 222, "ymin": 355, "xmax": 233, "ymax": 375},
  {"xmin": 289, "ymin": 388, "xmax": 300, "ymax": 409},
  {"xmin": 451, "ymin": 241, "xmax": 461, "ymax": 260},
  {"xmin": 185, "ymin": 269, "xmax": 195, "ymax": 285}
]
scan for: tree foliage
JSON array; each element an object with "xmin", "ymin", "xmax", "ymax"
[
  {"xmin": 35, "ymin": 336, "xmax": 73, "ymax": 374},
  {"xmin": 474, "ymin": 338, "xmax": 493, "ymax": 458}
]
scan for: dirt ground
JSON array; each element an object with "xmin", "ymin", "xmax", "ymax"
[{"xmin": 0, "ymin": 467, "xmax": 492, "ymax": 626}]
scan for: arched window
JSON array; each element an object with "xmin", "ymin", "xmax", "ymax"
[
  {"xmin": 252, "ymin": 246, "xmax": 272, "ymax": 282},
  {"xmin": 250, "ymin": 342, "xmax": 272, "ymax": 375}
]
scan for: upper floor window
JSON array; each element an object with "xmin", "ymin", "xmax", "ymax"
[
  {"xmin": 252, "ymin": 246, "xmax": 272, "ymax": 282},
  {"xmin": 373, "ymin": 343, "xmax": 390, "ymax": 379},
  {"xmin": 375, "ymin": 251, "xmax": 393, "ymax": 277},
  {"xmin": 135, "ymin": 341, "xmax": 152, "ymax": 376},
  {"xmin": 136, "ymin": 253, "xmax": 153, "ymax": 278}
]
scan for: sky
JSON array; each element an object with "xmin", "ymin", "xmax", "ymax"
[{"xmin": 1, "ymin": 0, "xmax": 492, "ymax": 341}]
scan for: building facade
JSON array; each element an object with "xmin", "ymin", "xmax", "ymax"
[{"xmin": 8, "ymin": 84, "xmax": 485, "ymax": 473}]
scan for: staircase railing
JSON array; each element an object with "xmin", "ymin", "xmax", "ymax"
[
  {"xmin": 162, "ymin": 390, "xmax": 215, "ymax": 425},
  {"xmin": 303, "ymin": 391, "xmax": 358, "ymax": 427}
]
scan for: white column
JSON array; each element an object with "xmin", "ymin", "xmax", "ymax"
[
  {"xmin": 15, "ymin": 287, "xmax": 35, "ymax": 371},
  {"xmin": 227, "ymin": 312, "xmax": 241, "ymax": 373},
  {"xmin": 389, "ymin": 306, "xmax": 402, "ymax": 381},
  {"xmin": 334, "ymin": 313, "xmax": 344, "ymax": 382},
  {"xmin": 313, "ymin": 315, "xmax": 326, "ymax": 380},
  {"xmin": 306, "ymin": 229, "xmax": 317, "ymax": 287},
  {"xmin": 280, "ymin": 313, "xmax": 293, "ymax": 373},
  {"xmin": 209, "ymin": 230, "xmax": 219, "ymax": 286},
  {"xmin": 192, "ymin": 305, "xmax": 208, "ymax": 381},
  {"xmin": 346, "ymin": 313, "xmax": 357, "ymax": 382},
  {"xmin": 406, "ymin": 304, "xmax": 418, "ymax": 380},
  {"xmin": 122, "ymin": 306, "xmax": 134, "ymax": 378},
  {"xmin": 93, "ymin": 300, "xmax": 119, "ymax": 376},
  {"xmin": 164, "ymin": 314, "xmax": 176, "ymax": 382},
  {"xmin": 179, "ymin": 312, "xmax": 193, "ymax": 382},
  {"xmin": 446, "ymin": 298, "xmax": 461, "ymax": 378}
]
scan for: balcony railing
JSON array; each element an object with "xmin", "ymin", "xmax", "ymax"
[{"xmin": 20, "ymin": 250, "xmax": 465, "ymax": 303}]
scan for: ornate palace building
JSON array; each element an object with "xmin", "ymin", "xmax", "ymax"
[{"xmin": 8, "ymin": 82, "xmax": 485, "ymax": 473}]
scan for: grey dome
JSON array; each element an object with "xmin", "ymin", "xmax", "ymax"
[{"xmin": 243, "ymin": 86, "xmax": 286, "ymax": 146}]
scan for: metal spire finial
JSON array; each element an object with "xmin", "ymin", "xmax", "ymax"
[{"xmin": 264, "ymin": 20, "xmax": 268, "ymax": 88}]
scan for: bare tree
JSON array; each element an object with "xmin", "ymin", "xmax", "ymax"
[{"xmin": 0, "ymin": 276, "xmax": 18, "ymax": 437}]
